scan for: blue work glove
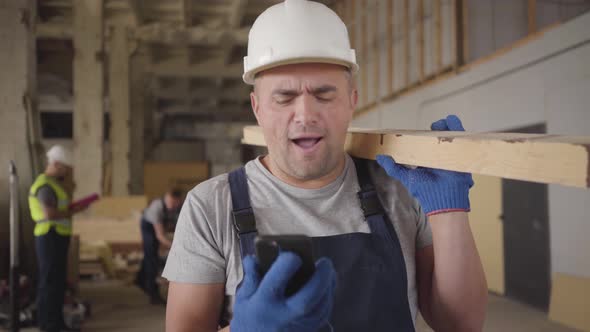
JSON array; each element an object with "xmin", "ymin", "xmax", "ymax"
[
  {"xmin": 376, "ymin": 115, "xmax": 474, "ymax": 216},
  {"xmin": 231, "ymin": 252, "xmax": 337, "ymax": 332}
]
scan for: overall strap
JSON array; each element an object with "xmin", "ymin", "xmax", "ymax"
[
  {"xmin": 352, "ymin": 157, "xmax": 415, "ymax": 331},
  {"xmin": 353, "ymin": 157, "xmax": 385, "ymax": 220},
  {"xmin": 228, "ymin": 167, "xmax": 258, "ymax": 259},
  {"xmin": 353, "ymin": 157, "xmax": 395, "ymax": 239}
]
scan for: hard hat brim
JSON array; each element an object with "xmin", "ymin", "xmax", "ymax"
[{"xmin": 243, "ymin": 57, "xmax": 359, "ymax": 85}]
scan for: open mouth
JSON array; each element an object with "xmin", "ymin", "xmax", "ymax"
[{"xmin": 291, "ymin": 137, "xmax": 323, "ymax": 150}]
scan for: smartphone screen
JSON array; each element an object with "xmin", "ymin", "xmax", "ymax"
[{"xmin": 255, "ymin": 235, "xmax": 315, "ymax": 297}]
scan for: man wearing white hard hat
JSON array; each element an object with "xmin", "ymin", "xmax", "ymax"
[
  {"xmin": 164, "ymin": 1, "xmax": 487, "ymax": 331},
  {"xmin": 28, "ymin": 145, "xmax": 86, "ymax": 332}
]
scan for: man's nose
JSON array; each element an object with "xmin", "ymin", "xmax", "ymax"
[{"xmin": 293, "ymin": 94, "xmax": 319, "ymax": 126}]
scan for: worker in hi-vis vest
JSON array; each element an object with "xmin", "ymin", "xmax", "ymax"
[{"xmin": 29, "ymin": 145, "xmax": 86, "ymax": 332}]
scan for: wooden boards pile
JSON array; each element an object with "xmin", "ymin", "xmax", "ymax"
[
  {"xmin": 242, "ymin": 126, "xmax": 590, "ymax": 188},
  {"xmin": 87, "ymin": 195, "xmax": 147, "ymax": 219},
  {"xmin": 72, "ymin": 196, "xmax": 147, "ymax": 279},
  {"xmin": 74, "ymin": 217, "xmax": 142, "ymax": 244},
  {"xmin": 74, "ymin": 195, "xmax": 146, "ymax": 245}
]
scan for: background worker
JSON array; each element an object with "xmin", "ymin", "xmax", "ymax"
[
  {"xmin": 29, "ymin": 145, "xmax": 86, "ymax": 332},
  {"xmin": 164, "ymin": 0, "xmax": 487, "ymax": 331},
  {"xmin": 135, "ymin": 189, "xmax": 183, "ymax": 305}
]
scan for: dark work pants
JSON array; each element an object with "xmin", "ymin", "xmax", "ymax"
[
  {"xmin": 35, "ymin": 227, "xmax": 70, "ymax": 332},
  {"xmin": 137, "ymin": 219, "xmax": 160, "ymax": 298}
]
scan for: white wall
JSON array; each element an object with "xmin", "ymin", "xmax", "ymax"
[{"xmin": 352, "ymin": 12, "xmax": 590, "ymax": 278}]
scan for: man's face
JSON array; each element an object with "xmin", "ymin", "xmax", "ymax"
[
  {"xmin": 54, "ymin": 162, "xmax": 72, "ymax": 180},
  {"xmin": 165, "ymin": 195, "xmax": 183, "ymax": 211},
  {"xmin": 251, "ymin": 63, "xmax": 357, "ymax": 181}
]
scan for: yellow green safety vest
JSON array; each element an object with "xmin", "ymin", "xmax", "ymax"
[{"xmin": 28, "ymin": 174, "xmax": 72, "ymax": 237}]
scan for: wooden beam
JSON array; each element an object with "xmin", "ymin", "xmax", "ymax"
[
  {"xmin": 417, "ymin": 0, "xmax": 425, "ymax": 82},
  {"xmin": 155, "ymin": 85, "xmax": 250, "ymax": 103},
  {"xmin": 387, "ymin": 0, "xmax": 394, "ymax": 94},
  {"xmin": 404, "ymin": 0, "xmax": 410, "ymax": 87},
  {"xmin": 434, "ymin": 0, "xmax": 442, "ymax": 72},
  {"xmin": 39, "ymin": 0, "xmax": 70, "ymax": 8},
  {"xmin": 109, "ymin": 25, "xmax": 131, "ymax": 195},
  {"xmin": 36, "ymin": 22, "xmax": 72, "ymax": 39},
  {"xmin": 149, "ymin": 60, "xmax": 243, "ymax": 78},
  {"xmin": 373, "ymin": 0, "xmax": 380, "ymax": 102},
  {"xmin": 528, "ymin": 0, "xmax": 537, "ymax": 34},
  {"xmin": 462, "ymin": 0, "xmax": 469, "ymax": 64},
  {"xmin": 242, "ymin": 126, "xmax": 590, "ymax": 189},
  {"xmin": 73, "ymin": 0, "xmax": 105, "ymax": 196},
  {"xmin": 133, "ymin": 23, "xmax": 249, "ymax": 46},
  {"xmin": 161, "ymin": 111, "xmax": 255, "ymax": 122},
  {"xmin": 360, "ymin": 0, "xmax": 368, "ymax": 106},
  {"xmin": 349, "ymin": 0, "xmax": 356, "ymax": 50},
  {"xmin": 453, "ymin": 0, "xmax": 467, "ymax": 66}
]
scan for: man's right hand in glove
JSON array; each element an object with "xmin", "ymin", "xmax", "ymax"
[{"xmin": 230, "ymin": 252, "xmax": 337, "ymax": 332}]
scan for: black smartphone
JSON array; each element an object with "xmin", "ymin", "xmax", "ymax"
[{"xmin": 255, "ymin": 235, "xmax": 315, "ymax": 297}]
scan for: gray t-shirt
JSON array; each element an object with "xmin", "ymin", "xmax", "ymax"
[
  {"xmin": 163, "ymin": 154, "xmax": 433, "ymax": 324},
  {"xmin": 143, "ymin": 199, "xmax": 165, "ymax": 225}
]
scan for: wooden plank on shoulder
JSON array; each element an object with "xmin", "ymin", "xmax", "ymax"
[{"xmin": 242, "ymin": 126, "xmax": 590, "ymax": 188}]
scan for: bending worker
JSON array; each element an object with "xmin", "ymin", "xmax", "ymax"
[
  {"xmin": 164, "ymin": 0, "xmax": 487, "ymax": 331},
  {"xmin": 135, "ymin": 189, "xmax": 183, "ymax": 305},
  {"xmin": 29, "ymin": 145, "xmax": 85, "ymax": 332}
]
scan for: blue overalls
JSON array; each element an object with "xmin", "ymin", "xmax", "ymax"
[
  {"xmin": 228, "ymin": 158, "xmax": 416, "ymax": 331},
  {"xmin": 137, "ymin": 199, "xmax": 179, "ymax": 299}
]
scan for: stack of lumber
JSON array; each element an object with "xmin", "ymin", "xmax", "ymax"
[
  {"xmin": 79, "ymin": 241, "xmax": 116, "ymax": 279},
  {"xmin": 74, "ymin": 217, "xmax": 142, "ymax": 245},
  {"xmin": 73, "ymin": 195, "xmax": 146, "ymax": 245},
  {"xmin": 72, "ymin": 196, "xmax": 148, "ymax": 279}
]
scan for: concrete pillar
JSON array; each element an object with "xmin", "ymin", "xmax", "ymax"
[
  {"xmin": 0, "ymin": 0, "xmax": 38, "ymax": 276},
  {"xmin": 129, "ymin": 54, "xmax": 148, "ymax": 194},
  {"xmin": 73, "ymin": 0, "xmax": 105, "ymax": 197},
  {"xmin": 109, "ymin": 25, "xmax": 131, "ymax": 196}
]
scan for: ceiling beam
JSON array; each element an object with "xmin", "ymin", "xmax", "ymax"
[
  {"xmin": 149, "ymin": 59, "xmax": 243, "ymax": 78},
  {"xmin": 155, "ymin": 84, "xmax": 250, "ymax": 102},
  {"xmin": 133, "ymin": 23, "xmax": 249, "ymax": 46},
  {"xmin": 163, "ymin": 111, "xmax": 255, "ymax": 123},
  {"xmin": 37, "ymin": 22, "xmax": 73, "ymax": 39},
  {"xmin": 158, "ymin": 104, "xmax": 251, "ymax": 115},
  {"xmin": 39, "ymin": 0, "xmax": 71, "ymax": 9}
]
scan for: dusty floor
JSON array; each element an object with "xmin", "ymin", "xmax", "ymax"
[{"xmin": 23, "ymin": 280, "xmax": 579, "ymax": 331}]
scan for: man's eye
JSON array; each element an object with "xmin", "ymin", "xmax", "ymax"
[
  {"xmin": 316, "ymin": 95, "xmax": 334, "ymax": 102},
  {"xmin": 275, "ymin": 98, "xmax": 293, "ymax": 105}
]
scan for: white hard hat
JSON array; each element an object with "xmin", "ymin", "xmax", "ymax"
[
  {"xmin": 243, "ymin": 0, "xmax": 358, "ymax": 85},
  {"xmin": 46, "ymin": 145, "xmax": 73, "ymax": 167}
]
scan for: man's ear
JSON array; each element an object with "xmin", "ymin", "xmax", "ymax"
[
  {"xmin": 349, "ymin": 88, "xmax": 358, "ymax": 115},
  {"xmin": 251, "ymin": 90, "xmax": 262, "ymax": 126}
]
